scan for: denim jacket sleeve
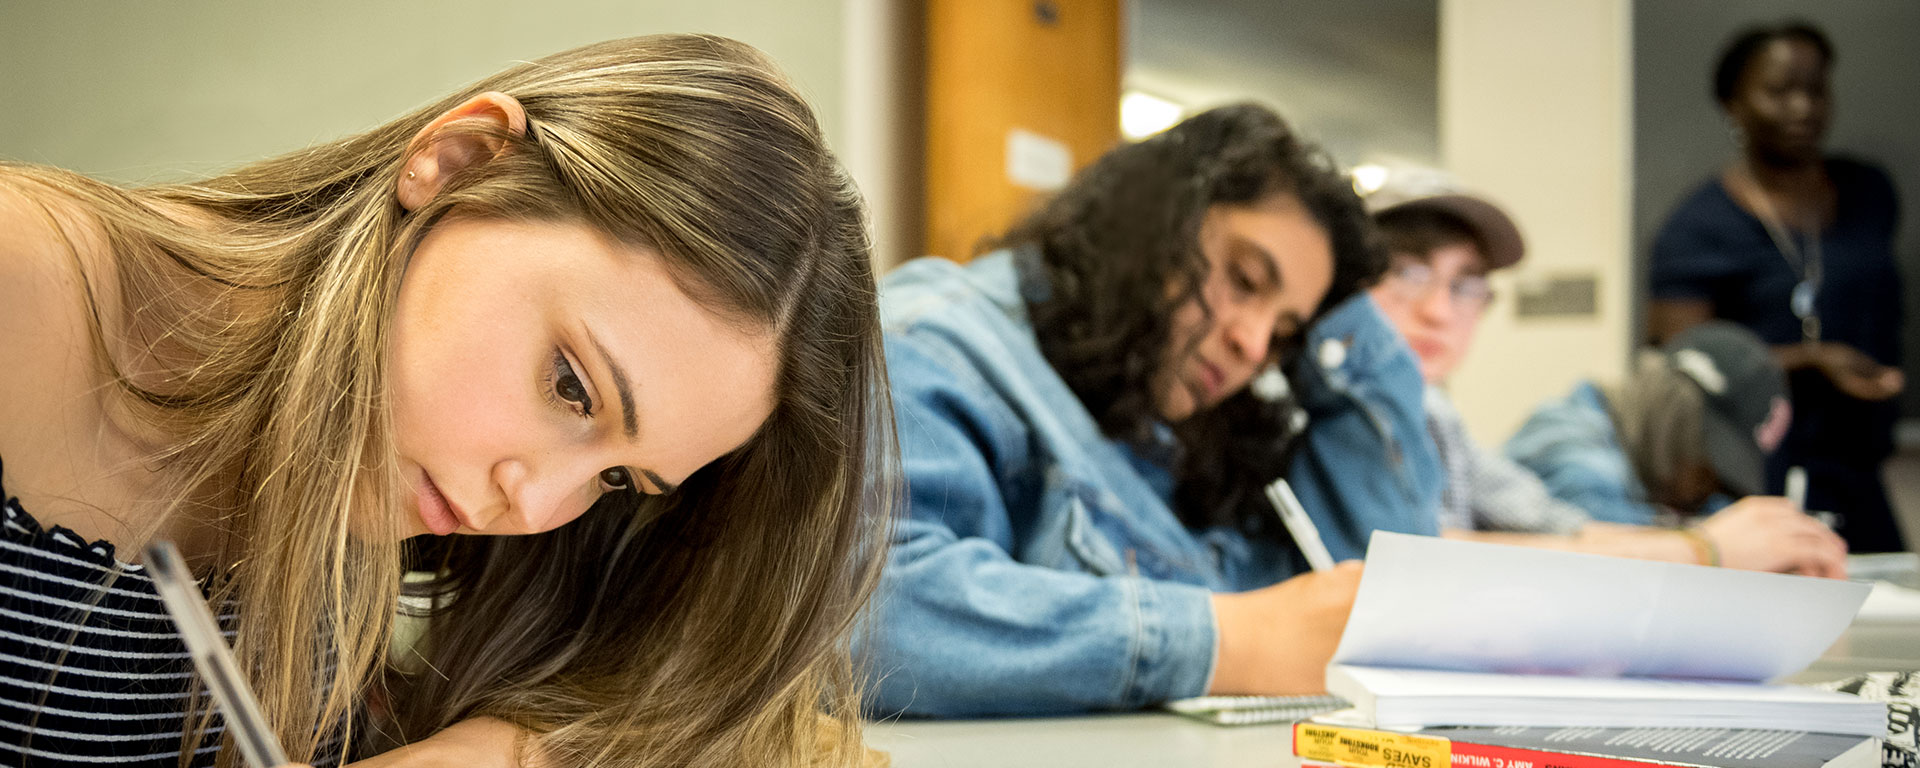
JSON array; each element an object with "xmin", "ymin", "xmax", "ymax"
[
  {"xmin": 1529, "ymin": 464, "xmax": 1660, "ymax": 526},
  {"xmin": 861, "ymin": 332, "xmax": 1218, "ymax": 717},
  {"xmin": 1283, "ymin": 295, "xmax": 1443, "ymax": 562},
  {"xmin": 1503, "ymin": 384, "xmax": 1661, "ymax": 526}
]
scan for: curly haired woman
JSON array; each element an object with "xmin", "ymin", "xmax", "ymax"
[{"xmin": 864, "ymin": 104, "xmax": 1440, "ymax": 716}]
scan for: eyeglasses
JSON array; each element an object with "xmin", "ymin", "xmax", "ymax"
[{"xmin": 1381, "ymin": 260, "xmax": 1496, "ymax": 313}]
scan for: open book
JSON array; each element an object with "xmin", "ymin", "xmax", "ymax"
[{"xmin": 1325, "ymin": 532, "xmax": 1883, "ymax": 736}]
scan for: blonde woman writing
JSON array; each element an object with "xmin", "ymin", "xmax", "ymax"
[{"xmin": 0, "ymin": 34, "xmax": 892, "ymax": 768}]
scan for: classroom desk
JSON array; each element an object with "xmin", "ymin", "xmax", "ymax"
[{"xmin": 866, "ymin": 579, "xmax": 1920, "ymax": 768}]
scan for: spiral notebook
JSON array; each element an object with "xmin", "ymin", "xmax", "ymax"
[{"xmin": 1163, "ymin": 694, "xmax": 1349, "ymax": 726}]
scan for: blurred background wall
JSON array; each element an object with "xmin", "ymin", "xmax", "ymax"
[
  {"xmin": 1126, "ymin": 0, "xmax": 1438, "ymax": 176},
  {"xmin": 1439, "ymin": 0, "xmax": 1633, "ymax": 448},
  {"xmin": 0, "ymin": 0, "xmax": 943, "ymax": 283},
  {"xmin": 0, "ymin": 1, "xmax": 849, "ymax": 180}
]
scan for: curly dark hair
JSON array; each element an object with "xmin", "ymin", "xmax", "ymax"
[
  {"xmin": 998, "ymin": 102, "xmax": 1385, "ymax": 540},
  {"xmin": 1713, "ymin": 20, "xmax": 1833, "ymax": 105}
]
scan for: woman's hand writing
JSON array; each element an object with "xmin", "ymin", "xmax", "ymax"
[
  {"xmin": 1695, "ymin": 496, "xmax": 1849, "ymax": 578},
  {"xmin": 1206, "ymin": 560, "xmax": 1363, "ymax": 695}
]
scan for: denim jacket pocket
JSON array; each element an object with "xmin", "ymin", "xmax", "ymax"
[
  {"xmin": 1062, "ymin": 492, "xmax": 1128, "ymax": 576},
  {"xmin": 1056, "ymin": 479, "xmax": 1210, "ymax": 582},
  {"xmin": 1015, "ymin": 470, "xmax": 1126, "ymax": 576}
]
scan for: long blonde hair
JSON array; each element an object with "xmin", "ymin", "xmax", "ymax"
[{"xmin": 8, "ymin": 34, "xmax": 893, "ymax": 767}]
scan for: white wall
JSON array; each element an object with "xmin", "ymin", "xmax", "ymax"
[
  {"xmin": 0, "ymin": 0, "xmax": 847, "ymax": 183},
  {"xmin": 1439, "ymin": 0, "xmax": 1635, "ymax": 446},
  {"xmin": 840, "ymin": 0, "xmax": 923, "ymax": 269}
]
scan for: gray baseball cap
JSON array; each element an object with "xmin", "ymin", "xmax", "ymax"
[{"xmin": 1663, "ymin": 321, "xmax": 1789, "ymax": 496}]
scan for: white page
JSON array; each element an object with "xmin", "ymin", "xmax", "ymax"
[
  {"xmin": 1334, "ymin": 664, "xmax": 1871, "ymax": 704},
  {"xmin": 1331, "ymin": 532, "xmax": 1870, "ymax": 681},
  {"xmin": 1855, "ymin": 581, "xmax": 1920, "ymax": 622},
  {"xmin": 1846, "ymin": 552, "xmax": 1920, "ymax": 584},
  {"xmin": 1329, "ymin": 664, "xmax": 1887, "ymax": 736}
]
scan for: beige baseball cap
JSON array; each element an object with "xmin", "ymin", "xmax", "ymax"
[{"xmin": 1365, "ymin": 184, "xmax": 1527, "ymax": 270}]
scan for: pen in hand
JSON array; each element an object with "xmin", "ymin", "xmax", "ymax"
[
  {"xmin": 144, "ymin": 540, "xmax": 291, "ymax": 768},
  {"xmin": 1786, "ymin": 465, "xmax": 1841, "ymax": 529},
  {"xmin": 1785, "ymin": 466, "xmax": 1807, "ymax": 511},
  {"xmin": 1265, "ymin": 477, "xmax": 1336, "ymax": 572}
]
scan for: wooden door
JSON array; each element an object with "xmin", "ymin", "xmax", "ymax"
[{"xmin": 922, "ymin": 0, "xmax": 1123, "ymax": 262}]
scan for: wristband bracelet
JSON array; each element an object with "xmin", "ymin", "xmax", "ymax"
[{"xmin": 1678, "ymin": 528, "xmax": 1720, "ymax": 567}]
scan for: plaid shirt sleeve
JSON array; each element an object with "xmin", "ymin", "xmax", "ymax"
[{"xmin": 1427, "ymin": 387, "xmax": 1591, "ymax": 534}]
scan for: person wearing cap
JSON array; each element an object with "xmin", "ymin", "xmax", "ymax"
[
  {"xmin": 1369, "ymin": 189, "xmax": 1847, "ymax": 576},
  {"xmin": 1367, "ymin": 190, "xmax": 1586, "ymax": 536},
  {"xmin": 1508, "ymin": 322, "xmax": 1788, "ymax": 523},
  {"xmin": 1503, "ymin": 322, "xmax": 1846, "ymax": 575}
]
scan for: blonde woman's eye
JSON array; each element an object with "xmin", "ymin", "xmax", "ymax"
[
  {"xmin": 598, "ymin": 467, "xmax": 633, "ymax": 493},
  {"xmin": 552, "ymin": 351, "xmax": 594, "ymax": 416}
]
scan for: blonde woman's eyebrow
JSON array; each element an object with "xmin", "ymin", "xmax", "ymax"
[
  {"xmin": 582, "ymin": 327, "xmax": 676, "ymax": 495},
  {"xmin": 584, "ymin": 327, "xmax": 640, "ymax": 441}
]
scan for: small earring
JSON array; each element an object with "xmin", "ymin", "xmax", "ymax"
[{"xmin": 406, "ymin": 170, "xmax": 416, "ymax": 179}]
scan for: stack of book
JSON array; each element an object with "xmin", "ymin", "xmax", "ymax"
[
  {"xmin": 1293, "ymin": 716, "xmax": 1880, "ymax": 768},
  {"xmin": 1289, "ymin": 533, "xmax": 1889, "ymax": 768}
]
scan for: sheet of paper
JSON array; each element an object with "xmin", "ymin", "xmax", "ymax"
[
  {"xmin": 1331, "ymin": 532, "xmax": 1871, "ymax": 681},
  {"xmin": 1328, "ymin": 664, "xmax": 1887, "ymax": 736},
  {"xmin": 1855, "ymin": 581, "xmax": 1920, "ymax": 622},
  {"xmin": 1848, "ymin": 552, "xmax": 1920, "ymax": 587},
  {"xmin": 1335, "ymin": 664, "xmax": 1870, "ymax": 704}
]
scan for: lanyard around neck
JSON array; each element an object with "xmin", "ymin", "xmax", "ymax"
[{"xmin": 1741, "ymin": 166, "xmax": 1825, "ymax": 342}]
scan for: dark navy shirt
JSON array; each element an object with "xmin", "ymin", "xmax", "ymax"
[
  {"xmin": 1649, "ymin": 157, "xmax": 1902, "ymax": 461},
  {"xmin": 1650, "ymin": 158, "xmax": 1905, "ymax": 551}
]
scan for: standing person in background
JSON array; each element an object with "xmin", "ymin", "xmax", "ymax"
[
  {"xmin": 864, "ymin": 104, "xmax": 1442, "ymax": 717},
  {"xmin": 1647, "ymin": 20, "xmax": 1906, "ymax": 552},
  {"xmin": 1369, "ymin": 187, "xmax": 1846, "ymax": 577}
]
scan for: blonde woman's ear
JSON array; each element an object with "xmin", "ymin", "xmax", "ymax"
[{"xmin": 396, "ymin": 91, "xmax": 529, "ymax": 211}]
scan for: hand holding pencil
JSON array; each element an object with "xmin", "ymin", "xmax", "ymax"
[
  {"xmin": 1206, "ymin": 561, "xmax": 1364, "ymax": 696},
  {"xmin": 1692, "ymin": 496, "xmax": 1849, "ymax": 579},
  {"xmin": 1200, "ymin": 479, "xmax": 1362, "ymax": 696}
]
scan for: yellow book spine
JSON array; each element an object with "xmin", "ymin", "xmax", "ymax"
[{"xmin": 1293, "ymin": 722, "xmax": 1453, "ymax": 768}]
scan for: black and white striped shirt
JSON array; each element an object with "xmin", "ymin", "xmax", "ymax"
[{"xmin": 0, "ymin": 459, "xmax": 340, "ymax": 766}]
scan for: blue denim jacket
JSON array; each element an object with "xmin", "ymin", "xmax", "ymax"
[
  {"xmin": 861, "ymin": 252, "xmax": 1440, "ymax": 717},
  {"xmin": 1502, "ymin": 382, "xmax": 1661, "ymax": 525}
]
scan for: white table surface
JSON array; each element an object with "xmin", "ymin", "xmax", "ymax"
[{"xmin": 866, "ymin": 576, "xmax": 1920, "ymax": 768}]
